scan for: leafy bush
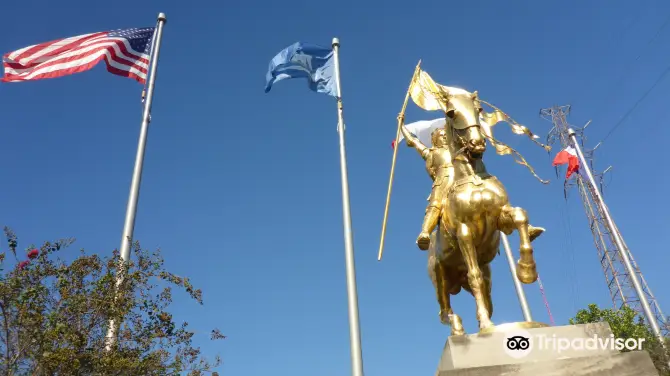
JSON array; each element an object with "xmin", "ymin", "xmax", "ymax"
[
  {"xmin": 0, "ymin": 227, "xmax": 224, "ymax": 375},
  {"xmin": 570, "ymin": 303, "xmax": 669, "ymax": 375}
]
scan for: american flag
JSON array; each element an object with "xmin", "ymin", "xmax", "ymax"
[{"xmin": 2, "ymin": 27, "xmax": 156, "ymax": 84}]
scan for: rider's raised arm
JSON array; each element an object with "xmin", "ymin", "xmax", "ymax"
[{"xmin": 401, "ymin": 124, "xmax": 430, "ymax": 160}]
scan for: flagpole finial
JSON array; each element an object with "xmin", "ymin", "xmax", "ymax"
[
  {"xmin": 332, "ymin": 38, "xmax": 340, "ymax": 47},
  {"xmin": 568, "ymin": 128, "xmax": 576, "ymax": 136},
  {"xmin": 158, "ymin": 12, "xmax": 167, "ymax": 23}
]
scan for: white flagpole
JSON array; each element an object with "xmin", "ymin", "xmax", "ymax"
[
  {"xmin": 501, "ymin": 233, "xmax": 533, "ymax": 322},
  {"xmin": 331, "ymin": 37, "xmax": 365, "ymax": 376},
  {"xmin": 105, "ymin": 12, "xmax": 167, "ymax": 350},
  {"xmin": 568, "ymin": 128, "xmax": 666, "ymax": 346}
]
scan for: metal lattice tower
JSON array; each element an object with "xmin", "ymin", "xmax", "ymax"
[{"xmin": 540, "ymin": 105, "xmax": 669, "ymax": 337}]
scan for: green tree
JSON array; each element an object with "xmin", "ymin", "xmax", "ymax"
[
  {"xmin": 0, "ymin": 227, "xmax": 225, "ymax": 375},
  {"xmin": 570, "ymin": 303, "xmax": 669, "ymax": 375}
]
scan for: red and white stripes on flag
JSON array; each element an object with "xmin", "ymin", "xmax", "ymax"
[
  {"xmin": 552, "ymin": 146, "xmax": 580, "ymax": 179},
  {"xmin": 1, "ymin": 27, "xmax": 155, "ymax": 84}
]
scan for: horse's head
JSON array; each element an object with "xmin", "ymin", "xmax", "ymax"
[{"xmin": 443, "ymin": 89, "xmax": 487, "ymax": 158}]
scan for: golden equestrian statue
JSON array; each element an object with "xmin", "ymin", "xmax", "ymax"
[
  {"xmin": 378, "ymin": 62, "xmax": 551, "ymax": 336},
  {"xmin": 399, "ymin": 122, "xmax": 545, "ymax": 253}
]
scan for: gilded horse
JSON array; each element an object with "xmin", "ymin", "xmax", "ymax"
[{"xmin": 427, "ymin": 91, "xmax": 542, "ymax": 335}]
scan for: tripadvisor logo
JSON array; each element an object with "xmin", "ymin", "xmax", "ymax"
[
  {"xmin": 503, "ymin": 329, "xmax": 645, "ymax": 359},
  {"xmin": 503, "ymin": 329, "xmax": 533, "ymax": 359}
]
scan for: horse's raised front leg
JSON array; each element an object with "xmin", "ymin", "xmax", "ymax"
[
  {"xmin": 456, "ymin": 222, "xmax": 493, "ymax": 330},
  {"xmin": 499, "ymin": 205, "xmax": 538, "ymax": 284}
]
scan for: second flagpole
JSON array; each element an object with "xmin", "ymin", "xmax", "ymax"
[
  {"xmin": 105, "ymin": 12, "xmax": 167, "ymax": 349},
  {"xmin": 501, "ymin": 233, "xmax": 533, "ymax": 322},
  {"xmin": 331, "ymin": 37, "xmax": 365, "ymax": 376}
]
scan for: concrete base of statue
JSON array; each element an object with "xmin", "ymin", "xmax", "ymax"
[{"xmin": 435, "ymin": 321, "xmax": 659, "ymax": 376}]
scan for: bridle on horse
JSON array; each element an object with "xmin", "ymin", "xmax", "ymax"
[{"xmin": 447, "ymin": 118, "xmax": 482, "ymax": 159}]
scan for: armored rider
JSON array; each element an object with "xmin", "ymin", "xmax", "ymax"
[{"xmin": 400, "ymin": 121, "xmax": 452, "ymax": 251}]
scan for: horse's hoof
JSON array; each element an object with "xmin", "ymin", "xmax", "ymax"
[
  {"xmin": 452, "ymin": 327, "xmax": 466, "ymax": 336},
  {"xmin": 528, "ymin": 226, "xmax": 545, "ymax": 242},
  {"xmin": 451, "ymin": 314, "xmax": 465, "ymax": 336},
  {"xmin": 439, "ymin": 311, "xmax": 450, "ymax": 325},
  {"xmin": 417, "ymin": 233, "xmax": 431, "ymax": 251},
  {"xmin": 479, "ymin": 319, "xmax": 494, "ymax": 331},
  {"xmin": 516, "ymin": 261, "xmax": 538, "ymax": 284}
]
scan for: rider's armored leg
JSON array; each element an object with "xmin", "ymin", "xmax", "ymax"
[{"xmin": 417, "ymin": 206, "xmax": 440, "ymax": 250}]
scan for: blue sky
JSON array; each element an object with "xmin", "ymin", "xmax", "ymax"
[{"xmin": 2, "ymin": 0, "xmax": 670, "ymax": 375}]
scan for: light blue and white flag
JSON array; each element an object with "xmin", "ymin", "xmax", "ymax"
[{"xmin": 264, "ymin": 42, "xmax": 338, "ymax": 97}]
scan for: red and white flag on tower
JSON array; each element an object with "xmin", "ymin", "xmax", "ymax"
[{"xmin": 552, "ymin": 146, "xmax": 579, "ymax": 178}]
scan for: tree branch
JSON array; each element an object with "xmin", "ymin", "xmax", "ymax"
[{"xmin": 0, "ymin": 299, "xmax": 12, "ymax": 376}]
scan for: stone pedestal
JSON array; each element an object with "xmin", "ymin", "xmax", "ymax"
[{"xmin": 436, "ymin": 322, "xmax": 659, "ymax": 376}]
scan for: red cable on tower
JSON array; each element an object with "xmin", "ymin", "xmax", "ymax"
[{"xmin": 537, "ymin": 273, "xmax": 555, "ymax": 326}]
